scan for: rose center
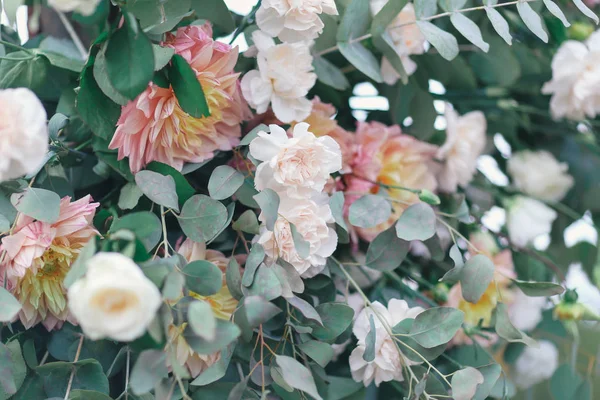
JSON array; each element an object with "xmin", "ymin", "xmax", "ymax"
[{"xmin": 90, "ymin": 288, "xmax": 140, "ymax": 314}]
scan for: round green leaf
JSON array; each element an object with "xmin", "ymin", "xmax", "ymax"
[
  {"xmin": 110, "ymin": 212, "xmax": 162, "ymax": 252},
  {"xmin": 10, "ymin": 188, "xmax": 61, "ymax": 223},
  {"xmin": 135, "ymin": 170, "xmax": 179, "ymax": 211},
  {"xmin": 460, "ymin": 254, "xmax": 495, "ymax": 303},
  {"xmin": 189, "ymin": 300, "xmax": 216, "ymax": 341},
  {"xmin": 451, "ymin": 367, "xmax": 485, "ymax": 400},
  {"xmin": 208, "ymin": 165, "xmax": 244, "ymax": 200},
  {"xmin": 395, "ymin": 202, "xmax": 437, "ymax": 241},
  {"xmin": 349, "ymin": 195, "xmax": 391, "ymax": 228},
  {"xmin": 182, "ymin": 260, "xmax": 222, "ymax": 296},
  {"xmin": 409, "ymin": 307, "xmax": 464, "ymax": 348},
  {"xmin": 178, "ymin": 195, "xmax": 228, "ymax": 243}
]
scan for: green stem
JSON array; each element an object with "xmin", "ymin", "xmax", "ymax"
[{"xmin": 0, "ymin": 39, "xmax": 32, "ymax": 54}]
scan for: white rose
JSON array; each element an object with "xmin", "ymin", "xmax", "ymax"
[
  {"xmin": 507, "ymin": 150, "xmax": 574, "ymax": 202},
  {"xmin": 513, "ymin": 340, "xmax": 559, "ymax": 389},
  {"xmin": 506, "ymin": 196, "xmax": 557, "ymax": 247},
  {"xmin": 255, "ymin": 194, "xmax": 337, "ymax": 277},
  {"xmin": 250, "ymin": 123, "xmax": 342, "ymax": 198},
  {"xmin": 349, "ymin": 299, "xmax": 423, "ymax": 387},
  {"xmin": 509, "ymin": 290, "xmax": 546, "ymax": 332},
  {"xmin": 541, "ymin": 30, "xmax": 600, "ymax": 120},
  {"xmin": 241, "ymin": 31, "xmax": 317, "ymax": 123},
  {"xmin": 48, "ymin": 0, "xmax": 102, "ymax": 16},
  {"xmin": 256, "ymin": 0, "xmax": 338, "ymax": 43},
  {"xmin": 436, "ymin": 106, "xmax": 487, "ymax": 192},
  {"xmin": 0, "ymin": 88, "xmax": 48, "ymax": 182},
  {"xmin": 68, "ymin": 252, "xmax": 162, "ymax": 341},
  {"xmin": 369, "ymin": 2, "xmax": 425, "ymax": 84}
]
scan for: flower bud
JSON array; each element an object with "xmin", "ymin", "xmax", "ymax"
[
  {"xmin": 568, "ymin": 22, "xmax": 595, "ymax": 41},
  {"xmin": 419, "ymin": 189, "xmax": 441, "ymax": 206},
  {"xmin": 432, "ymin": 283, "xmax": 449, "ymax": 303}
]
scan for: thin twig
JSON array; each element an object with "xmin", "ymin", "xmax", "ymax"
[
  {"xmin": 54, "ymin": 9, "xmax": 87, "ymax": 60},
  {"xmin": 64, "ymin": 335, "xmax": 85, "ymax": 400}
]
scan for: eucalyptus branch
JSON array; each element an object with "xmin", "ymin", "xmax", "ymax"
[
  {"xmin": 63, "ymin": 335, "xmax": 85, "ymax": 400},
  {"xmin": 316, "ymin": 0, "xmax": 539, "ymax": 57}
]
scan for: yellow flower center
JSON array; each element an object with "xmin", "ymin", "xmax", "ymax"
[{"xmin": 90, "ymin": 288, "xmax": 140, "ymax": 314}]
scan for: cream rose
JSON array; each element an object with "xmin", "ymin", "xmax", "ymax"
[
  {"xmin": 506, "ymin": 196, "xmax": 557, "ymax": 247},
  {"xmin": 369, "ymin": 1, "xmax": 425, "ymax": 83},
  {"xmin": 513, "ymin": 340, "xmax": 559, "ymax": 389},
  {"xmin": 349, "ymin": 299, "xmax": 424, "ymax": 387},
  {"xmin": 255, "ymin": 194, "xmax": 337, "ymax": 277},
  {"xmin": 435, "ymin": 106, "xmax": 487, "ymax": 192},
  {"xmin": 507, "ymin": 150, "xmax": 574, "ymax": 202},
  {"xmin": 68, "ymin": 252, "xmax": 162, "ymax": 341},
  {"xmin": 256, "ymin": 0, "xmax": 338, "ymax": 43},
  {"xmin": 0, "ymin": 88, "xmax": 48, "ymax": 182},
  {"xmin": 250, "ymin": 123, "xmax": 342, "ymax": 198},
  {"xmin": 241, "ymin": 31, "xmax": 317, "ymax": 123},
  {"xmin": 541, "ymin": 30, "xmax": 600, "ymax": 120},
  {"xmin": 48, "ymin": 0, "xmax": 102, "ymax": 16}
]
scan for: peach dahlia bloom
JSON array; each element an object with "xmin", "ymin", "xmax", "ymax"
[
  {"xmin": 168, "ymin": 238, "xmax": 239, "ymax": 377},
  {"xmin": 0, "ymin": 195, "xmax": 98, "ymax": 330},
  {"xmin": 109, "ymin": 23, "xmax": 251, "ymax": 173},
  {"xmin": 344, "ymin": 121, "xmax": 438, "ymax": 241}
]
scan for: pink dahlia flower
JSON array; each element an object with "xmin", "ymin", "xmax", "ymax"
[
  {"xmin": 109, "ymin": 23, "xmax": 251, "ymax": 173},
  {"xmin": 0, "ymin": 195, "xmax": 98, "ymax": 330}
]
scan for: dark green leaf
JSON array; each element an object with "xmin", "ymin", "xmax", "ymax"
[
  {"xmin": 36, "ymin": 359, "xmax": 109, "ymax": 397},
  {"xmin": 93, "ymin": 45, "xmax": 129, "ymax": 106},
  {"xmin": 168, "ymin": 54, "xmax": 210, "ymax": 118},
  {"xmin": 226, "ymin": 258, "xmax": 244, "ymax": 300},
  {"xmin": 0, "ymin": 52, "xmax": 48, "ymax": 90},
  {"xmin": 308, "ymin": 303, "xmax": 354, "ymax": 341},
  {"xmin": 298, "ymin": 341, "xmax": 334, "ymax": 368},
  {"xmin": 105, "ymin": 13, "xmax": 154, "ymax": 99},
  {"xmin": 274, "ymin": 356, "xmax": 323, "ymax": 400},
  {"xmin": 191, "ymin": 0, "xmax": 236, "ymax": 33}
]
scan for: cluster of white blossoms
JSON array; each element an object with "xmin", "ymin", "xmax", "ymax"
[
  {"xmin": 250, "ymin": 123, "xmax": 342, "ymax": 277},
  {"xmin": 369, "ymin": 1, "xmax": 426, "ymax": 84},
  {"xmin": 349, "ymin": 299, "xmax": 424, "ymax": 386},
  {"xmin": 505, "ymin": 150, "xmax": 573, "ymax": 247},
  {"xmin": 243, "ymin": 1, "xmax": 338, "ymax": 122},
  {"xmin": 436, "ymin": 106, "xmax": 487, "ymax": 193},
  {"xmin": 0, "ymin": 88, "xmax": 49, "ymax": 182},
  {"xmin": 68, "ymin": 252, "xmax": 162, "ymax": 341},
  {"xmin": 542, "ymin": 30, "xmax": 600, "ymax": 120}
]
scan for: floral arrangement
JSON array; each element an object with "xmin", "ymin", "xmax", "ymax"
[{"xmin": 1, "ymin": 0, "xmax": 600, "ymax": 399}]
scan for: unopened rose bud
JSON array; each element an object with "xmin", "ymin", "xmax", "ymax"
[
  {"xmin": 432, "ymin": 283, "xmax": 449, "ymax": 303},
  {"xmin": 419, "ymin": 189, "xmax": 441, "ymax": 206}
]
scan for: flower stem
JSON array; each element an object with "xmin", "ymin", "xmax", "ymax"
[
  {"xmin": 54, "ymin": 9, "xmax": 88, "ymax": 60},
  {"xmin": 63, "ymin": 335, "xmax": 84, "ymax": 400}
]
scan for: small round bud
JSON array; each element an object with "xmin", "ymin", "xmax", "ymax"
[
  {"xmin": 568, "ymin": 22, "xmax": 594, "ymax": 41},
  {"xmin": 419, "ymin": 189, "xmax": 441, "ymax": 206}
]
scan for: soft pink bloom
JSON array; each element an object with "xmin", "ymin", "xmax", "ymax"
[
  {"xmin": 110, "ymin": 23, "xmax": 251, "ymax": 173},
  {"xmin": 0, "ymin": 195, "xmax": 98, "ymax": 330},
  {"xmin": 343, "ymin": 121, "xmax": 438, "ymax": 241}
]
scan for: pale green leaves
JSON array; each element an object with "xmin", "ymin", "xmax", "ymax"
[
  {"xmin": 290, "ymin": 223, "xmax": 310, "ymax": 259},
  {"xmin": 516, "ymin": 2, "xmax": 548, "ymax": 43},
  {"xmin": 416, "ymin": 21, "xmax": 459, "ymax": 61},
  {"xmin": 135, "ymin": 171, "xmax": 179, "ymax": 211},
  {"xmin": 415, "ymin": 0, "xmax": 437, "ymax": 18},
  {"xmin": 274, "ymin": 356, "xmax": 323, "ymax": 400},
  {"xmin": 451, "ymin": 367, "xmax": 485, "ymax": 400},
  {"xmin": 178, "ymin": 195, "xmax": 229, "ymax": 243},
  {"xmin": 307, "ymin": 303, "xmax": 354, "ymax": 341},
  {"xmin": 130, "ymin": 350, "xmax": 168, "ymax": 395},
  {"xmin": 573, "ymin": 0, "xmax": 599, "ymax": 25},
  {"xmin": 450, "ymin": 13, "xmax": 489, "ymax": 52},
  {"xmin": 493, "ymin": 302, "xmax": 537, "ymax": 346},
  {"xmin": 242, "ymin": 244, "xmax": 265, "ymax": 287},
  {"xmin": 152, "ymin": 44, "xmax": 174, "ymax": 71},
  {"xmin": 182, "ymin": 260, "xmax": 222, "ymax": 296},
  {"xmin": 409, "ymin": 307, "xmax": 464, "ymax": 348},
  {"xmin": 0, "ymin": 287, "xmax": 21, "ymax": 322},
  {"xmin": 349, "ymin": 195, "xmax": 391, "ymax": 228},
  {"xmin": 183, "ymin": 320, "xmax": 240, "ymax": 355},
  {"xmin": 338, "ymin": 42, "xmax": 383, "ymax": 83},
  {"xmin": 253, "ymin": 189, "xmax": 279, "ymax": 231},
  {"xmin": 208, "ymin": 165, "xmax": 244, "ymax": 200},
  {"xmin": 461, "ymin": 254, "xmax": 495, "ymax": 303},
  {"xmin": 232, "ymin": 210, "xmax": 259, "ymax": 235},
  {"xmin": 513, "ymin": 280, "xmax": 564, "ymax": 296},
  {"xmin": 118, "ymin": 182, "xmax": 144, "ymax": 210},
  {"xmin": 366, "ymin": 227, "xmax": 410, "ymax": 271},
  {"xmin": 11, "ymin": 188, "xmax": 60, "ymax": 223},
  {"xmin": 395, "ymin": 203, "xmax": 436, "ymax": 241},
  {"xmin": 363, "ymin": 315, "xmax": 376, "ymax": 362},
  {"xmin": 485, "ymin": 7, "xmax": 512, "ymax": 45},
  {"xmin": 313, "ymin": 56, "xmax": 350, "ymax": 91},
  {"xmin": 543, "ymin": 0, "xmax": 570, "ymax": 27},
  {"xmin": 188, "ymin": 301, "xmax": 216, "ymax": 341}
]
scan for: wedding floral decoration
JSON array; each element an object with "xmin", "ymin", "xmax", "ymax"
[{"xmin": 0, "ymin": 0, "xmax": 599, "ymax": 399}]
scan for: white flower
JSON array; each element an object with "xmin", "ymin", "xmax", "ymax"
[
  {"xmin": 509, "ymin": 290, "xmax": 546, "ymax": 332},
  {"xmin": 506, "ymin": 196, "xmax": 557, "ymax": 247},
  {"xmin": 541, "ymin": 31, "xmax": 600, "ymax": 120},
  {"xmin": 255, "ymin": 194, "xmax": 337, "ymax": 277},
  {"xmin": 256, "ymin": 0, "xmax": 338, "ymax": 43},
  {"xmin": 349, "ymin": 299, "xmax": 424, "ymax": 387},
  {"xmin": 250, "ymin": 123, "xmax": 342, "ymax": 198},
  {"xmin": 68, "ymin": 252, "xmax": 162, "ymax": 341},
  {"xmin": 436, "ymin": 107, "xmax": 487, "ymax": 192},
  {"xmin": 0, "ymin": 88, "xmax": 48, "ymax": 182},
  {"xmin": 369, "ymin": 1, "xmax": 426, "ymax": 84},
  {"xmin": 48, "ymin": 0, "xmax": 102, "ymax": 16},
  {"xmin": 507, "ymin": 150, "xmax": 574, "ymax": 202},
  {"xmin": 241, "ymin": 31, "xmax": 317, "ymax": 123},
  {"xmin": 513, "ymin": 340, "xmax": 559, "ymax": 389}
]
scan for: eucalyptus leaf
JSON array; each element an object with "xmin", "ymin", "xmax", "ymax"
[
  {"xmin": 130, "ymin": 350, "xmax": 168, "ymax": 395},
  {"xmin": 349, "ymin": 195, "xmax": 391, "ymax": 228},
  {"xmin": 473, "ymin": 363, "xmax": 502, "ymax": 400},
  {"xmin": 287, "ymin": 296, "xmax": 323, "ymax": 325},
  {"xmin": 363, "ymin": 315, "xmax": 376, "ymax": 362},
  {"xmin": 307, "ymin": 303, "xmax": 354, "ymax": 341},
  {"xmin": 152, "ymin": 44, "xmax": 174, "ymax": 71},
  {"xmin": 313, "ymin": 56, "xmax": 350, "ymax": 91},
  {"xmin": 178, "ymin": 195, "xmax": 229, "ymax": 243},
  {"xmin": 135, "ymin": 170, "xmax": 179, "ymax": 211},
  {"xmin": 329, "ymin": 192, "xmax": 348, "ymax": 232},
  {"xmin": 0, "ymin": 287, "xmax": 21, "ymax": 322},
  {"xmin": 208, "ymin": 165, "xmax": 244, "ymax": 200},
  {"xmin": 118, "ymin": 182, "xmax": 144, "ymax": 210},
  {"xmin": 572, "ymin": 0, "xmax": 599, "ymax": 25},
  {"xmin": 409, "ymin": 307, "xmax": 464, "ymax": 348},
  {"xmin": 414, "ymin": 0, "xmax": 437, "ymax": 18},
  {"xmin": 493, "ymin": 302, "xmax": 537, "ymax": 346},
  {"xmin": 253, "ymin": 189, "xmax": 280, "ymax": 231},
  {"xmin": 460, "ymin": 254, "xmax": 495, "ymax": 303},
  {"xmin": 10, "ymin": 188, "xmax": 60, "ymax": 223},
  {"xmin": 189, "ymin": 300, "xmax": 216, "ymax": 341},
  {"xmin": 451, "ymin": 367, "xmax": 484, "ymax": 400},
  {"xmin": 184, "ymin": 320, "xmax": 241, "ymax": 355},
  {"xmin": 182, "ymin": 260, "xmax": 222, "ymax": 296},
  {"xmin": 512, "ymin": 280, "xmax": 564, "ymax": 297},
  {"xmin": 298, "ymin": 341, "xmax": 334, "ymax": 368},
  {"xmin": 395, "ymin": 202, "xmax": 436, "ymax": 241},
  {"xmin": 543, "ymin": 0, "xmax": 570, "ymax": 27},
  {"xmin": 242, "ymin": 244, "xmax": 265, "ymax": 287},
  {"xmin": 338, "ymin": 42, "xmax": 383, "ymax": 83},
  {"xmin": 243, "ymin": 296, "xmax": 282, "ymax": 326},
  {"xmin": 366, "ymin": 227, "xmax": 410, "ymax": 271},
  {"xmin": 243, "ymin": 264, "xmax": 283, "ymax": 301},
  {"xmin": 226, "ymin": 258, "xmax": 244, "ymax": 300},
  {"xmin": 516, "ymin": 2, "xmax": 549, "ymax": 42},
  {"xmin": 110, "ymin": 212, "xmax": 162, "ymax": 252},
  {"xmin": 485, "ymin": 7, "xmax": 512, "ymax": 45},
  {"xmin": 232, "ymin": 210, "xmax": 259, "ymax": 235},
  {"xmin": 290, "ymin": 223, "xmax": 310, "ymax": 259},
  {"xmin": 416, "ymin": 21, "xmax": 459, "ymax": 61},
  {"xmin": 450, "ymin": 13, "xmax": 490, "ymax": 52},
  {"xmin": 274, "ymin": 356, "xmax": 324, "ymax": 400}
]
